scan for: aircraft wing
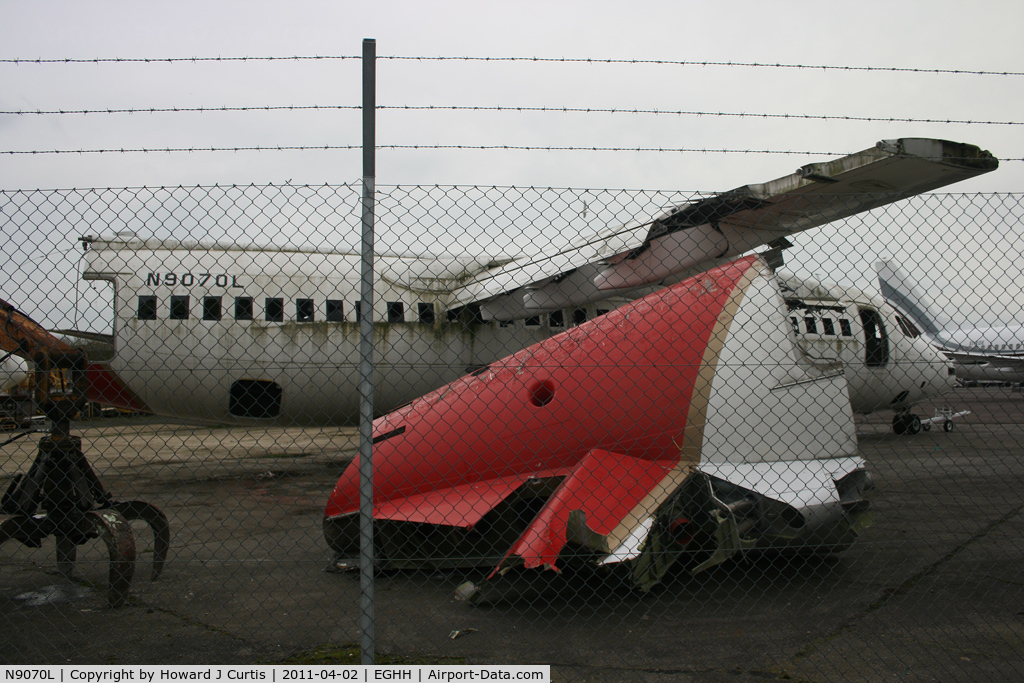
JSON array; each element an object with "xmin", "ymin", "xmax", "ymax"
[
  {"xmin": 449, "ymin": 138, "xmax": 997, "ymax": 320},
  {"xmin": 947, "ymin": 350, "xmax": 1024, "ymax": 370}
]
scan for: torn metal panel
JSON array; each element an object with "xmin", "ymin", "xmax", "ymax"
[{"xmin": 501, "ymin": 449, "xmax": 687, "ymax": 570}]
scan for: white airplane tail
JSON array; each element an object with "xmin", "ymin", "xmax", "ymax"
[{"xmin": 875, "ymin": 261, "xmax": 949, "ymax": 341}]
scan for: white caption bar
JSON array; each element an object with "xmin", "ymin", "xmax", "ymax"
[{"xmin": 1, "ymin": 666, "xmax": 551, "ymax": 683}]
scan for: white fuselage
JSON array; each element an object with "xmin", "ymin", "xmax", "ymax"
[
  {"xmin": 80, "ymin": 237, "xmax": 954, "ymax": 426},
  {"xmin": 83, "ymin": 237, "xmax": 620, "ymax": 424}
]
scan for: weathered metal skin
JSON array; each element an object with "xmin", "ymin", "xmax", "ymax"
[{"xmin": 323, "ymin": 255, "xmax": 879, "ymax": 599}]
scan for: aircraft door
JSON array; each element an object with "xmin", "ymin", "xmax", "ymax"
[
  {"xmin": 859, "ymin": 308, "xmax": 889, "ymax": 368},
  {"xmin": 846, "ymin": 306, "xmax": 892, "ymax": 413}
]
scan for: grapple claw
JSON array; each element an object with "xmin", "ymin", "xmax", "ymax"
[
  {"xmin": 88, "ymin": 509, "xmax": 137, "ymax": 608},
  {"xmin": 112, "ymin": 500, "xmax": 170, "ymax": 580}
]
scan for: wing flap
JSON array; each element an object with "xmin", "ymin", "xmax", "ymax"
[{"xmin": 949, "ymin": 351, "xmax": 1024, "ymax": 370}]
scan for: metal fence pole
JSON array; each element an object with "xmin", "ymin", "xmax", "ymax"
[{"xmin": 358, "ymin": 36, "xmax": 376, "ymax": 666}]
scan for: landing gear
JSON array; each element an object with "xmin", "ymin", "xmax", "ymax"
[
  {"xmin": 892, "ymin": 413, "xmax": 922, "ymax": 436},
  {"xmin": 893, "ymin": 407, "xmax": 965, "ymax": 435}
]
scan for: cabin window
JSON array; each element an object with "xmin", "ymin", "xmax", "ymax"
[
  {"xmin": 203, "ymin": 296, "xmax": 222, "ymax": 321},
  {"xmin": 235, "ymin": 297, "xmax": 253, "ymax": 320},
  {"xmin": 804, "ymin": 317, "xmax": 817, "ymax": 334},
  {"xmin": 265, "ymin": 298, "xmax": 284, "ymax": 322},
  {"xmin": 822, "ymin": 318, "xmax": 835, "ymax": 336},
  {"xmin": 418, "ymin": 302, "xmax": 435, "ymax": 324},
  {"xmin": 839, "ymin": 319, "xmax": 853, "ymax": 337},
  {"xmin": 573, "ymin": 308, "xmax": 587, "ymax": 326},
  {"xmin": 138, "ymin": 295, "xmax": 157, "ymax": 320},
  {"xmin": 229, "ymin": 379, "xmax": 282, "ymax": 418},
  {"xmin": 326, "ymin": 300, "xmax": 345, "ymax": 322},
  {"xmin": 296, "ymin": 298, "xmax": 315, "ymax": 322},
  {"xmin": 549, "ymin": 311, "xmax": 565, "ymax": 328},
  {"xmin": 387, "ymin": 302, "xmax": 405, "ymax": 323},
  {"xmin": 860, "ymin": 308, "xmax": 889, "ymax": 368},
  {"xmin": 170, "ymin": 295, "xmax": 190, "ymax": 320},
  {"xmin": 525, "ymin": 316, "xmax": 542, "ymax": 327}
]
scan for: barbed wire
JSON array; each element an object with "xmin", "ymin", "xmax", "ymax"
[
  {"xmin": 2, "ymin": 144, "xmax": 1020, "ymax": 161},
  {"xmin": 2, "ymin": 54, "xmax": 1020, "ymax": 76},
  {"xmin": 0, "ymin": 56, "xmax": 358, "ymax": 64},
  {"xmin": 385, "ymin": 56, "xmax": 1024, "ymax": 77},
  {"xmin": 1, "ymin": 104, "xmax": 1019, "ymax": 127}
]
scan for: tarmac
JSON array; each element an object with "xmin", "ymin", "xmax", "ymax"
[{"xmin": 1, "ymin": 387, "xmax": 1023, "ymax": 682}]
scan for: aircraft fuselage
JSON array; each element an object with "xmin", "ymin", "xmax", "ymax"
[{"xmin": 82, "ymin": 237, "xmax": 954, "ymax": 426}]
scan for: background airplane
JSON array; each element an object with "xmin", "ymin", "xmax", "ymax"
[
  {"xmin": 0, "ymin": 355, "xmax": 28, "ymax": 393},
  {"xmin": 877, "ymin": 260, "xmax": 1024, "ymax": 386},
  {"xmin": 65, "ymin": 138, "xmax": 994, "ymax": 427}
]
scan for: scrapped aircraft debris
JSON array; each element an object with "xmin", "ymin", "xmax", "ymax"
[
  {"xmin": 78, "ymin": 138, "xmax": 995, "ymax": 427},
  {"xmin": 325, "ymin": 256, "xmax": 897, "ymax": 599}
]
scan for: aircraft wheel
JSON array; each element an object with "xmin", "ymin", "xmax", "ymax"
[
  {"xmin": 892, "ymin": 415, "xmax": 907, "ymax": 435},
  {"xmin": 922, "ymin": 422, "xmax": 931, "ymax": 432},
  {"xmin": 905, "ymin": 415, "xmax": 923, "ymax": 435},
  {"xmin": 943, "ymin": 420, "xmax": 955, "ymax": 432}
]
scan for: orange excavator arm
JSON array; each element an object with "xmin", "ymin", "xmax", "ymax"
[
  {"xmin": 0, "ymin": 298, "xmax": 87, "ymax": 422},
  {"xmin": 0, "ymin": 298, "xmax": 80, "ymax": 361}
]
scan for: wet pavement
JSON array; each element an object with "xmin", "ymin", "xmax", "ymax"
[{"xmin": 1, "ymin": 388, "xmax": 1023, "ymax": 681}]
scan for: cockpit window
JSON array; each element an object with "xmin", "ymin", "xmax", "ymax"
[{"xmin": 894, "ymin": 314, "xmax": 922, "ymax": 338}]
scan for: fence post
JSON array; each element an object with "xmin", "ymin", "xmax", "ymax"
[{"xmin": 358, "ymin": 36, "xmax": 376, "ymax": 666}]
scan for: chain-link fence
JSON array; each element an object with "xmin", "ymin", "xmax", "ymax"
[{"xmin": 2, "ymin": 183, "xmax": 1024, "ymax": 681}]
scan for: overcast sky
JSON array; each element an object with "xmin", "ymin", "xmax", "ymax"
[
  {"xmin": 2, "ymin": 0, "xmax": 1022, "ymax": 191},
  {"xmin": 3, "ymin": 0, "xmax": 1024, "ymax": 329}
]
